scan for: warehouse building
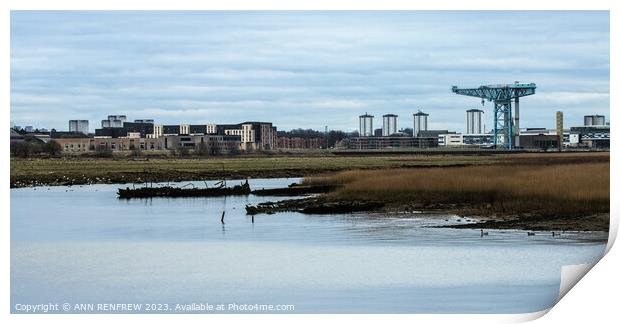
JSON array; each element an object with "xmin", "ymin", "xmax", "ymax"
[
  {"xmin": 347, "ymin": 136, "xmax": 438, "ymax": 149},
  {"xmin": 569, "ymin": 126, "xmax": 610, "ymax": 149}
]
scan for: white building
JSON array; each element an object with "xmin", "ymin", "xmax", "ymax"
[
  {"xmin": 69, "ymin": 120, "xmax": 89, "ymax": 135},
  {"xmin": 466, "ymin": 109, "xmax": 484, "ymax": 134},
  {"xmin": 438, "ymin": 133, "xmax": 464, "ymax": 146},
  {"xmin": 225, "ymin": 126, "xmax": 254, "ymax": 145},
  {"xmin": 359, "ymin": 113, "xmax": 374, "ymax": 137},
  {"xmin": 413, "ymin": 111, "xmax": 428, "ymax": 137},
  {"xmin": 382, "ymin": 114, "xmax": 398, "ymax": 136},
  {"xmin": 223, "ymin": 122, "xmax": 277, "ymax": 150}
]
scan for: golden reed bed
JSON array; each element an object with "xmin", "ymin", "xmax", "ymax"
[{"xmin": 306, "ymin": 162, "xmax": 610, "ymax": 218}]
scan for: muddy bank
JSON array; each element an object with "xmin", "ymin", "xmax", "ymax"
[
  {"xmin": 251, "ymin": 184, "xmax": 337, "ymax": 196},
  {"xmin": 245, "ymin": 198, "xmax": 609, "ymax": 232},
  {"xmin": 246, "ymin": 197, "xmax": 384, "ymax": 215},
  {"xmin": 437, "ymin": 212, "xmax": 609, "ymax": 232}
]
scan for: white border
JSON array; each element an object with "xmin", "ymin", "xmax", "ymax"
[{"xmin": 2, "ymin": 1, "xmax": 616, "ymax": 323}]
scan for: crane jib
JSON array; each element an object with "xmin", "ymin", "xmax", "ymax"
[{"xmin": 451, "ymin": 82, "xmax": 536, "ymax": 150}]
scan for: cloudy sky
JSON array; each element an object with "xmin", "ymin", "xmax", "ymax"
[{"xmin": 11, "ymin": 11, "xmax": 609, "ymax": 133}]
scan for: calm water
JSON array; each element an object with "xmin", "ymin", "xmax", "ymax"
[{"xmin": 11, "ymin": 178, "xmax": 607, "ymax": 314}]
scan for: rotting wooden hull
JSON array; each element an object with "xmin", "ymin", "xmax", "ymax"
[{"xmin": 117, "ymin": 182, "xmax": 250, "ymax": 199}]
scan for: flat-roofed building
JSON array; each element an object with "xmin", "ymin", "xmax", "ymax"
[
  {"xmin": 161, "ymin": 134, "xmax": 241, "ymax": 154},
  {"xmin": 438, "ymin": 133, "xmax": 464, "ymax": 146}
]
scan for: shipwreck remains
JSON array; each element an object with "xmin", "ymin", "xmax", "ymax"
[{"xmin": 117, "ymin": 180, "xmax": 251, "ymax": 199}]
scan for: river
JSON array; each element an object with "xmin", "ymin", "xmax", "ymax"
[{"xmin": 10, "ymin": 178, "xmax": 607, "ymax": 314}]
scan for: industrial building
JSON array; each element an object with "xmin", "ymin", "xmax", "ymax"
[
  {"xmin": 438, "ymin": 133, "xmax": 464, "ymax": 146},
  {"xmin": 413, "ymin": 111, "xmax": 428, "ymax": 137},
  {"xmin": 382, "ymin": 114, "xmax": 398, "ymax": 136},
  {"xmin": 518, "ymin": 128, "xmax": 563, "ymax": 149},
  {"xmin": 68, "ymin": 120, "xmax": 89, "ymax": 135},
  {"xmin": 466, "ymin": 109, "xmax": 484, "ymax": 134},
  {"xmin": 359, "ymin": 113, "xmax": 374, "ymax": 137},
  {"xmin": 584, "ymin": 115, "xmax": 605, "ymax": 126},
  {"xmin": 569, "ymin": 125, "xmax": 610, "ymax": 149},
  {"xmin": 435, "ymin": 131, "xmax": 494, "ymax": 147},
  {"xmin": 346, "ymin": 135, "xmax": 438, "ymax": 149}
]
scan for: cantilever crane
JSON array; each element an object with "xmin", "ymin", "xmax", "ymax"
[{"xmin": 451, "ymin": 82, "xmax": 536, "ymax": 150}]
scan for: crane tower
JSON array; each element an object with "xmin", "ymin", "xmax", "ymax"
[{"xmin": 451, "ymin": 82, "xmax": 536, "ymax": 149}]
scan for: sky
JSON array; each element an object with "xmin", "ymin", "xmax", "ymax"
[{"xmin": 10, "ymin": 11, "xmax": 610, "ymax": 133}]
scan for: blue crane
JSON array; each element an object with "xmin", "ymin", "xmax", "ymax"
[{"xmin": 451, "ymin": 82, "xmax": 536, "ymax": 149}]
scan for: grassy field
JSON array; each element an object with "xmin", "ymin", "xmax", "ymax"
[{"xmin": 10, "ymin": 152, "xmax": 609, "ymax": 188}]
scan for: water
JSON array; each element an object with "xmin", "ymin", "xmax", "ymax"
[{"xmin": 11, "ymin": 178, "xmax": 607, "ymax": 314}]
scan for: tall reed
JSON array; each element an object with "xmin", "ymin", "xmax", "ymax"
[{"xmin": 305, "ymin": 162, "xmax": 609, "ymax": 217}]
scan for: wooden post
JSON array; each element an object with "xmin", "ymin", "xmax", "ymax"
[{"xmin": 221, "ymin": 211, "xmax": 225, "ymax": 224}]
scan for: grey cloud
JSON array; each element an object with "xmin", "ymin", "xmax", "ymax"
[{"xmin": 10, "ymin": 11, "xmax": 609, "ymax": 132}]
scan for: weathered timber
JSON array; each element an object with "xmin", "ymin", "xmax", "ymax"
[{"xmin": 117, "ymin": 180, "xmax": 250, "ymax": 199}]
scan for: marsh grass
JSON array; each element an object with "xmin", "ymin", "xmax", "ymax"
[{"xmin": 305, "ymin": 162, "xmax": 609, "ymax": 217}]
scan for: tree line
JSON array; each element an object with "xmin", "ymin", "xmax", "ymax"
[{"xmin": 10, "ymin": 140, "xmax": 62, "ymax": 158}]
